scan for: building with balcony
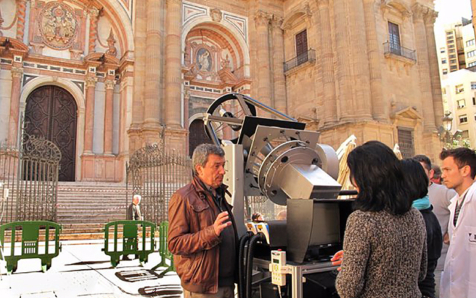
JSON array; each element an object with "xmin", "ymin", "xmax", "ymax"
[
  {"xmin": 437, "ymin": 18, "xmax": 476, "ymax": 77},
  {"xmin": 441, "ymin": 68, "xmax": 476, "ymax": 148},
  {"xmin": 0, "ymin": 0, "xmax": 444, "ymax": 182}
]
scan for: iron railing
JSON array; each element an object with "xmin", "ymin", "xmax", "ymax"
[
  {"xmin": 0, "ymin": 134, "xmax": 60, "ymax": 224},
  {"xmin": 383, "ymin": 42, "xmax": 416, "ymax": 61},
  {"xmin": 284, "ymin": 49, "xmax": 316, "ymax": 73},
  {"xmin": 126, "ymin": 144, "xmax": 192, "ymax": 225}
]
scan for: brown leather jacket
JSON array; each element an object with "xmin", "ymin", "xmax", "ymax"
[{"xmin": 168, "ymin": 176, "xmax": 238, "ymax": 294}]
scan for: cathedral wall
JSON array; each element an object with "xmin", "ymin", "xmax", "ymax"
[{"xmin": 0, "ymin": 69, "xmax": 13, "ymax": 143}]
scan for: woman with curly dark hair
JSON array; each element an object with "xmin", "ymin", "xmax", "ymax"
[{"xmin": 331, "ymin": 141, "xmax": 427, "ymax": 298}]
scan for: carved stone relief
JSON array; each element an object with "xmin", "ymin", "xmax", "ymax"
[{"xmin": 39, "ymin": 2, "xmax": 78, "ymax": 50}]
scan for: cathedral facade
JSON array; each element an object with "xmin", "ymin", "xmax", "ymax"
[{"xmin": 0, "ymin": 0, "xmax": 443, "ymax": 182}]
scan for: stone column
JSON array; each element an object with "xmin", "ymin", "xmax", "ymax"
[
  {"xmin": 164, "ymin": 0, "xmax": 182, "ymax": 129},
  {"xmin": 333, "ymin": 0, "xmax": 354, "ymax": 121},
  {"xmin": 363, "ymin": 0, "xmax": 385, "ymax": 121},
  {"xmin": 425, "ymin": 10, "xmax": 444, "ymax": 128},
  {"xmin": 317, "ymin": 0, "xmax": 337, "ymax": 125},
  {"xmin": 349, "ymin": 0, "xmax": 372, "ymax": 120},
  {"xmin": 15, "ymin": 0, "xmax": 27, "ymax": 40},
  {"xmin": 7, "ymin": 66, "xmax": 23, "ymax": 146},
  {"xmin": 413, "ymin": 4, "xmax": 436, "ymax": 131},
  {"xmin": 271, "ymin": 16, "xmax": 287, "ymax": 114},
  {"xmin": 88, "ymin": 7, "xmax": 99, "ymax": 54},
  {"xmin": 84, "ymin": 75, "xmax": 97, "ymax": 153},
  {"xmin": 104, "ymin": 78, "xmax": 115, "ymax": 154},
  {"xmin": 144, "ymin": 0, "xmax": 163, "ymax": 129},
  {"xmin": 254, "ymin": 10, "xmax": 273, "ymax": 110},
  {"xmin": 130, "ymin": 0, "xmax": 146, "ymax": 147}
]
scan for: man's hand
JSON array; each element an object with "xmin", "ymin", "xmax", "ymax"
[
  {"xmin": 443, "ymin": 232, "xmax": 450, "ymax": 245},
  {"xmin": 213, "ymin": 211, "xmax": 232, "ymax": 236},
  {"xmin": 331, "ymin": 250, "xmax": 343, "ymax": 271}
]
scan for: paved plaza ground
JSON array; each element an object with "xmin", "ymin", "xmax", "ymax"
[{"xmin": 0, "ymin": 240, "xmax": 181, "ymax": 298}]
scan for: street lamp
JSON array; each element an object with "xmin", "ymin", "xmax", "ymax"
[
  {"xmin": 442, "ymin": 111, "xmax": 453, "ymax": 133},
  {"xmin": 439, "ymin": 111, "xmax": 462, "ymax": 146}
]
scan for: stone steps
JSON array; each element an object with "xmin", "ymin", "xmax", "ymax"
[{"xmin": 55, "ymin": 182, "xmax": 130, "ymax": 239}]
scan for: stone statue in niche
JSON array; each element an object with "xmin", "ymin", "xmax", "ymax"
[
  {"xmin": 221, "ymin": 54, "xmax": 231, "ymax": 69},
  {"xmin": 39, "ymin": 2, "xmax": 77, "ymax": 50},
  {"xmin": 106, "ymin": 29, "xmax": 117, "ymax": 57},
  {"xmin": 197, "ymin": 48, "xmax": 212, "ymax": 72}
]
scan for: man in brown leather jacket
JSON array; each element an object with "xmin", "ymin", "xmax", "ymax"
[{"xmin": 168, "ymin": 144, "xmax": 238, "ymax": 298}]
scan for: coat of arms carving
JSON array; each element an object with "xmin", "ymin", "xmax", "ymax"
[{"xmin": 39, "ymin": 2, "xmax": 78, "ymax": 50}]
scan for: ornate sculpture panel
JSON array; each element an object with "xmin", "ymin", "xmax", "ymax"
[{"xmin": 39, "ymin": 2, "xmax": 78, "ymax": 50}]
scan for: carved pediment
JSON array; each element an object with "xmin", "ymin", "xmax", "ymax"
[
  {"xmin": 218, "ymin": 67, "xmax": 238, "ymax": 84},
  {"xmin": 391, "ymin": 106, "xmax": 423, "ymax": 120}
]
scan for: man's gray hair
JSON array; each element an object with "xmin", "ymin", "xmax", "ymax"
[{"xmin": 192, "ymin": 144, "xmax": 225, "ymax": 175}]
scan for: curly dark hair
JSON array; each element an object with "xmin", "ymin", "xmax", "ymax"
[{"xmin": 347, "ymin": 141, "xmax": 411, "ymax": 215}]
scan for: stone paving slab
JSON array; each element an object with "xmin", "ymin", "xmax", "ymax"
[{"xmin": 0, "ymin": 241, "xmax": 181, "ymax": 298}]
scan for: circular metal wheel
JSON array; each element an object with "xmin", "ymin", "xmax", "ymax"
[{"xmin": 205, "ymin": 93, "xmax": 257, "ymax": 144}]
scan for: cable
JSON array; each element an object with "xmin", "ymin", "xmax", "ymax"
[
  {"xmin": 246, "ymin": 233, "xmax": 265, "ymax": 298},
  {"xmin": 238, "ymin": 232, "xmax": 253, "ymax": 298}
]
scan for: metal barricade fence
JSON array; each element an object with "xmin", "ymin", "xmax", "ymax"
[{"xmin": 0, "ymin": 221, "xmax": 62, "ymax": 273}]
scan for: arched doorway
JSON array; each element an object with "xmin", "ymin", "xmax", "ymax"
[
  {"xmin": 189, "ymin": 119, "xmax": 212, "ymax": 156},
  {"xmin": 24, "ymin": 86, "xmax": 78, "ymax": 181}
]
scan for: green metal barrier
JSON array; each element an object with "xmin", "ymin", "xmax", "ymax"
[
  {"xmin": 152, "ymin": 221, "xmax": 175, "ymax": 276},
  {"xmin": 0, "ymin": 221, "xmax": 62, "ymax": 274},
  {"xmin": 102, "ymin": 220, "xmax": 156, "ymax": 267}
]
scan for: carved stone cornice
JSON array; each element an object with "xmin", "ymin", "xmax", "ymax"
[
  {"xmin": 105, "ymin": 79, "xmax": 115, "ymax": 90},
  {"xmin": 412, "ymin": 3, "xmax": 429, "ymax": 22},
  {"xmin": 11, "ymin": 66, "xmax": 23, "ymax": 78},
  {"xmin": 424, "ymin": 9, "xmax": 438, "ymax": 26},
  {"xmin": 271, "ymin": 15, "xmax": 284, "ymax": 29},
  {"xmin": 254, "ymin": 10, "xmax": 272, "ymax": 27},
  {"xmin": 86, "ymin": 76, "xmax": 97, "ymax": 87}
]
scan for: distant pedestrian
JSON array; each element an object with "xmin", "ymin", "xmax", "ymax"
[
  {"xmin": 251, "ymin": 212, "xmax": 264, "ymax": 222},
  {"xmin": 431, "ymin": 165, "xmax": 443, "ymax": 184},
  {"xmin": 127, "ymin": 194, "xmax": 143, "ymax": 221}
]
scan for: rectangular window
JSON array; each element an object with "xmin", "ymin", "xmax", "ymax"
[
  {"xmin": 468, "ymin": 50, "xmax": 476, "ymax": 58},
  {"xmin": 449, "ymin": 49, "xmax": 456, "ymax": 53},
  {"xmin": 449, "ymin": 44, "xmax": 455, "ymax": 49},
  {"xmin": 460, "ymin": 114, "xmax": 468, "ymax": 124},
  {"xmin": 473, "ymin": 97, "xmax": 476, "ymax": 105},
  {"xmin": 450, "ymin": 59, "xmax": 457, "ymax": 64},
  {"xmin": 472, "ymin": 82, "xmax": 476, "ymax": 89},
  {"xmin": 295, "ymin": 30, "xmax": 308, "ymax": 65},
  {"xmin": 456, "ymin": 84, "xmax": 464, "ymax": 94},
  {"xmin": 469, "ymin": 61, "xmax": 476, "ymax": 67},
  {"xmin": 443, "ymin": 69, "xmax": 448, "ymax": 75},
  {"xmin": 441, "ymin": 48, "xmax": 446, "ymax": 53},
  {"xmin": 442, "ymin": 58, "xmax": 447, "ymax": 64},
  {"xmin": 449, "ymin": 54, "xmax": 457, "ymax": 59},
  {"xmin": 467, "ymin": 39, "xmax": 475, "ymax": 47},
  {"xmin": 462, "ymin": 130, "xmax": 470, "ymax": 138},
  {"xmin": 388, "ymin": 22, "xmax": 401, "ymax": 55},
  {"xmin": 457, "ymin": 99, "xmax": 466, "ymax": 109},
  {"xmin": 397, "ymin": 128, "xmax": 414, "ymax": 158}
]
